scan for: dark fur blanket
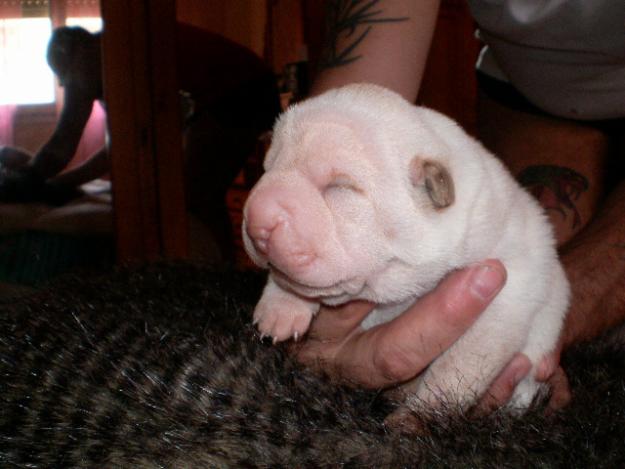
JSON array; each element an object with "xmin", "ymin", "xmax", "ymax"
[{"xmin": 1, "ymin": 264, "xmax": 624, "ymax": 468}]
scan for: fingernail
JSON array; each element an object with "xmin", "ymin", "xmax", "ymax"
[
  {"xmin": 469, "ymin": 264, "xmax": 505, "ymax": 300},
  {"xmin": 513, "ymin": 368, "xmax": 528, "ymax": 386},
  {"xmin": 512, "ymin": 360, "xmax": 530, "ymax": 385}
]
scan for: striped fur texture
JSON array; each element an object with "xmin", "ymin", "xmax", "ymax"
[{"xmin": 1, "ymin": 264, "xmax": 625, "ymax": 468}]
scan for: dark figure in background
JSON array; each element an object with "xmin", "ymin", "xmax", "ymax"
[{"xmin": 0, "ymin": 24, "xmax": 281, "ymax": 261}]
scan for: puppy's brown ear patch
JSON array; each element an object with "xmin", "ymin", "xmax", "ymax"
[{"xmin": 410, "ymin": 158, "xmax": 455, "ymax": 209}]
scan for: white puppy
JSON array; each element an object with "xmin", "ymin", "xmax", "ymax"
[{"xmin": 242, "ymin": 84, "xmax": 569, "ymax": 412}]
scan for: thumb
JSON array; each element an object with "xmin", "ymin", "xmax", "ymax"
[
  {"xmin": 307, "ymin": 301, "xmax": 375, "ymax": 341},
  {"xmin": 369, "ymin": 260, "xmax": 507, "ymax": 385}
]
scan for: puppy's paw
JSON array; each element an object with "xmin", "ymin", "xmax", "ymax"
[{"xmin": 253, "ymin": 296, "xmax": 316, "ymax": 343}]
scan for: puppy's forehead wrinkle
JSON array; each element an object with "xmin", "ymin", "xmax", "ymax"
[
  {"xmin": 290, "ymin": 106, "xmax": 381, "ymax": 149},
  {"xmin": 301, "ymin": 121, "xmax": 366, "ymax": 154}
]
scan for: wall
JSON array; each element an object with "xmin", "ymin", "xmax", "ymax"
[
  {"xmin": 266, "ymin": 0, "xmax": 304, "ymax": 73},
  {"xmin": 175, "ymin": 0, "xmax": 310, "ymax": 75},
  {"xmin": 12, "ymin": 108, "xmax": 57, "ymax": 153},
  {"xmin": 419, "ymin": 0, "xmax": 480, "ymax": 134},
  {"xmin": 176, "ymin": 0, "xmax": 267, "ymax": 58}
]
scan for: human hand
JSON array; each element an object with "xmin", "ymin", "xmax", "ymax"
[
  {"xmin": 293, "ymin": 260, "xmax": 506, "ymax": 389},
  {"xmin": 293, "ymin": 259, "xmax": 571, "ymax": 413},
  {"xmin": 0, "ymin": 147, "xmax": 82, "ymax": 205},
  {"xmin": 473, "ymin": 346, "xmax": 571, "ymax": 416}
]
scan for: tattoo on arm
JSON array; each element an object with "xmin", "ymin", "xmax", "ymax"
[
  {"xmin": 517, "ymin": 165, "xmax": 589, "ymax": 229},
  {"xmin": 321, "ymin": 0, "xmax": 409, "ymax": 69}
]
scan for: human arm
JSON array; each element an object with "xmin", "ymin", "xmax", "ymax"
[
  {"xmin": 560, "ymin": 180, "xmax": 625, "ymax": 347},
  {"xmin": 0, "ymin": 86, "xmax": 94, "ymax": 203},
  {"xmin": 30, "ymin": 85, "xmax": 94, "ymax": 181},
  {"xmin": 25, "ymin": 146, "xmax": 110, "ymax": 205},
  {"xmin": 477, "ymin": 89, "xmax": 625, "ymax": 345},
  {"xmin": 310, "ymin": 0, "xmax": 440, "ymax": 101},
  {"xmin": 505, "ymin": 181, "xmax": 625, "ymax": 413},
  {"xmin": 47, "ymin": 146, "xmax": 109, "ymax": 189}
]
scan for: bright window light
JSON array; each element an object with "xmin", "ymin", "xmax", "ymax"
[
  {"xmin": 65, "ymin": 16, "xmax": 102, "ymax": 33},
  {"xmin": 0, "ymin": 17, "xmax": 55, "ymax": 105}
]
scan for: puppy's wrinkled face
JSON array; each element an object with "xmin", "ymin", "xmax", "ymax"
[{"xmin": 243, "ymin": 106, "xmax": 455, "ymax": 303}]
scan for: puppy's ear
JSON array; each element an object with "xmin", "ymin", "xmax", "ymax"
[{"xmin": 410, "ymin": 158, "xmax": 455, "ymax": 209}]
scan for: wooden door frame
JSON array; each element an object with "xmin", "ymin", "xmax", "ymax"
[{"xmin": 100, "ymin": 0, "xmax": 188, "ymax": 261}]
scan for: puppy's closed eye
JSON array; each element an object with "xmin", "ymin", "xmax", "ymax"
[{"xmin": 323, "ymin": 174, "xmax": 362, "ymax": 195}]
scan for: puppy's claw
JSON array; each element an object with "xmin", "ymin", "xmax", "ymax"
[{"xmin": 294, "ymin": 331, "xmax": 299, "ymax": 342}]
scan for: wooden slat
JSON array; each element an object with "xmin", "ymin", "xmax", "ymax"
[
  {"xmin": 144, "ymin": 0, "xmax": 189, "ymax": 258},
  {"xmin": 100, "ymin": 0, "xmax": 188, "ymax": 262}
]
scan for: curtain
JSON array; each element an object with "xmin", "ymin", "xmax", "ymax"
[
  {"xmin": 66, "ymin": 101, "xmax": 106, "ymax": 171},
  {"xmin": 0, "ymin": 1, "xmax": 23, "ymax": 19},
  {"xmin": 0, "ymin": 1, "xmax": 21, "ymax": 146},
  {"xmin": 0, "ymin": 105, "xmax": 16, "ymax": 146},
  {"xmin": 65, "ymin": 0, "xmax": 99, "ymax": 18}
]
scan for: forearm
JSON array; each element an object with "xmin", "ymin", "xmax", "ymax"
[
  {"xmin": 47, "ymin": 147, "xmax": 109, "ymax": 188},
  {"xmin": 311, "ymin": 0, "xmax": 440, "ymax": 102},
  {"xmin": 561, "ymin": 180, "xmax": 625, "ymax": 347},
  {"xmin": 31, "ymin": 135, "xmax": 82, "ymax": 180},
  {"xmin": 31, "ymin": 87, "xmax": 94, "ymax": 180}
]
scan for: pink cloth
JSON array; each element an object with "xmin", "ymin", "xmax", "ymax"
[
  {"xmin": 0, "ymin": 105, "xmax": 16, "ymax": 145},
  {"xmin": 67, "ymin": 100, "xmax": 106, "ymax": 169}
]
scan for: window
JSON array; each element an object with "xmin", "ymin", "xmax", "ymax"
[
  {"xmin": 0, "ymin": 9, "xmax": 102, "ymax": 107},
  {"xmin": 0, "ymin": 17, "xmax": 54, "ymax": 105},
  {"xmin": 65, "ymin": 16, "xmax": 101, "ymax": 33}
]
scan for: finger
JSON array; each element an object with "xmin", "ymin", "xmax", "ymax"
[
  {"xmin": 366, "ymin": 260, "xmax": 507, "ymax": 385},
  {"xmin": 535, "ymin": 346, "xmax": 562, "ymax": 382},
  {"xmin": 293, "ymin": 301, "xmax": 374, "ymax": 369},
  {"xmin": 472, "ymin": 353, "xmax": 531, "ymax": 416},
  {"xmin": 545, "ymin": 366, "xmax": 571, "ymax": 415},
  {"xmin": 307, "ymin": 300, "xmax": 374, "ymax": 341}
]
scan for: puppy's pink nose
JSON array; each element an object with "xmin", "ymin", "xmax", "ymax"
[
  {"xmin": 247, "ymin": 222, "xmax": 272, "ymax": 255},
  {"xmin": 244, "ymin": 188, "xmax": 317, "ymax": 272},
  {"xmin": 246, "ymin": 216, "xmax": 315, "ymax": 266},
  {"xmin": 244, "ymin": 187, "xmax": 282, "ymax": 252},
  {"xmin": 246, "ymin": 223, "xmax": 274, "ymax": 256}
]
